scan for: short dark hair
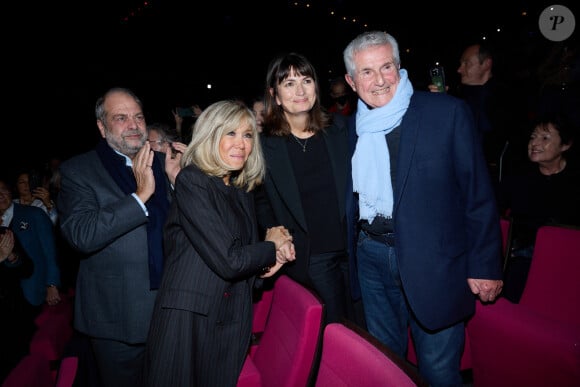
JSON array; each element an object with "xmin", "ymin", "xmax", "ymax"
[
  {"xmin": 476, "ymin": 42, "xmax": 494, "ymax": 64},
  {"xmin": 532, "ymin": 111, "xmax": 576, "ymax": 147}
]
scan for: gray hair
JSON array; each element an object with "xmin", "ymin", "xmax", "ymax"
[
  {"xmin": 95, "ymin": 87, "xmax": 143, "ymax": 123},
  {"xmin": 343, "ymin": 31, "xmax": 400, "ymax": 78}
]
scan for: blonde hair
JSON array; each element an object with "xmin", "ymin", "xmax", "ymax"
[{"xmin": 180, "ymin": 100, "xmax": 265, "ymax": 191}]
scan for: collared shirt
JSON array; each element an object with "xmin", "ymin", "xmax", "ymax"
[
  {"xmin": 115, "ymin": 149, "xmax": 149, "ymax": 216},
  {"xmin": 13, "ymin": 198, "xmax": 57, "ymax": 225},
  {"xmin": 1, "ymin": 203, "xmax": 14, "ymax": 227}
]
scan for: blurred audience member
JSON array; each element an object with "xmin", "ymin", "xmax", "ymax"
[
  {"xmin": 0, "ymin": 209, "xmax": 34, "ymax": 383},
  {"xmin": 147, "ymin": 122, "xmax": 179, "ymax": 153},
  {"xmin": 13, "ymin": 168, "xmax": 58, "ymax": 225},
  {"xmin": 249, "ymin": 95, "xmax": 266, "ymax": 132},
  {"xmin": 430, "ymin": 42, "xmax": 528, "ymax": 183},
  {"xmin": 327, "ymin": 76, "xmax": 356, "ymax": 116},
  {"xmin": 498, "ymin": 111, "xmax": 580, "ymax": 302},
  {"xmin": 1, "ymin": 177, "xmax": 61, "ymax": 315}
]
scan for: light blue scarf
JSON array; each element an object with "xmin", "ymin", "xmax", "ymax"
[{"xmin": 352, "ymin": 69, "xmax": 414, "ymax": 223}]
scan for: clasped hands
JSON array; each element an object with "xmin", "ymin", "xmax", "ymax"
[{"xmin": 261, "ymin": 226, "xmax": 296, "ymax": 278}]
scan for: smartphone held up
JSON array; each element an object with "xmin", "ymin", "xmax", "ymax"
[
  {"xmin": 430, "ymin": 65, "xmax": 446, "ymax": 93},
  {"xmin": 28, "ymin": 171, "xmax": 44, "ymax": 192},
  {"xmin": 177, "ymin": 107, "xmax": 195, "ymax": 117}
]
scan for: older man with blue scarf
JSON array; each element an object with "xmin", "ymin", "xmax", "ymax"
[{"xmin": 343, "ymin": 31, "xmax": 504, "ymax": 387}]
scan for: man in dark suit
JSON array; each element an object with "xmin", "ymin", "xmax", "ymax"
[
  {"xmin": 57, "ymin": 87, "xmax": 185, "ymax": 386},
  {"xmin": 343, "ymin": 31, "xmax": 504, "ymax": 386}
]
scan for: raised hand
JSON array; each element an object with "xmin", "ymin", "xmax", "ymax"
[
  {"xmin": 132, "ymin": 141, "xmax": 155, "ymax": 203},
  {"xmin": 165, "ymin": 142, "xmax": 187, "ymax": 185}
]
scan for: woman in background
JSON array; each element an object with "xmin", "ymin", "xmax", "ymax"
[{"xmin": 498, "ymin": 111, "xmax": 580, "ymax": 302}]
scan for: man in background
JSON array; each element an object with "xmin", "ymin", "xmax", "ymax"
[{"xmin": 430, "ymin": 42, "xmax": 528, "ymax": 183}]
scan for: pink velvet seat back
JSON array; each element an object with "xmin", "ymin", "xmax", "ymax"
[
  {"xmin": 520, "ymin": 225, "xmax": 580, "ymax": 324},
  {"xmin": 468, "ymin": 224, "xmax": 580, "ymax": 386},
  {"xmin": 252, "ymin": 287, "xmax": 274, "ymax": 334},
  {"xmin": 316, "ymin": 323, "xmax": 427, "ymax": 387},
  {"xmin": 55, "ymin": 356, "xmax": 79, "ymax": 387},
  {"xmin": 238, "ymin": 275, "xmax": 324, "ymax": 387}
]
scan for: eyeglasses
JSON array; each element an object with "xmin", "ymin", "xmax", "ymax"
[
  {"xmin": 0, "ymin": 190, "xmax": 11, "ymax": 198},
  {"xmin": 148, "ymin": 140, "xmax": 167, "ymax": 145}
]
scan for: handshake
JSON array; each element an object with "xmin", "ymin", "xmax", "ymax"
[{"xmin": 261, "ymin": 226, "xmax": 296, "ymax": 278}]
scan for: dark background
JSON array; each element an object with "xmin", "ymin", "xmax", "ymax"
[{"xmin": 7, "ymin": 0, "xmax": 578, "ymax": 170}]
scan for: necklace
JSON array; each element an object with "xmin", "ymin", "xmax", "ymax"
[{"xmin": 291, "ymin": 134, "xmax": 309, "ymax": 152}]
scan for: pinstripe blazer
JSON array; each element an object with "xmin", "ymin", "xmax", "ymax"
[{"xmin": 144, "ymin": 165, "xmax": 276, "ymax": 386}]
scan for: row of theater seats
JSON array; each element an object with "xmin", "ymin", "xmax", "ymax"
[
  {"xmin": 468, "ymin": 224, "xmax": 580, "ymax": 387},
  {"xmin": 2, "ymin": 290, "xmax": 78, "ymax": 387},
  {"xmin": 245, "ymin": 274, "xmax": 428, "ymax": 387},
  {"xmin": 3, "ymin": 273, "xmax": 422, "ymax": 387},
  {"xmin": 249, "ymin": 223, "xmax": 580, "ymax": 387},
  {"xmin": 5, "ymin": 222, "xmax": 577, "ymax": 387}
]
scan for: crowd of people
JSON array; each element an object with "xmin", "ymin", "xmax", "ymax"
[
  {"xmin": 2, "ymin": 27, "xmax": 578, "ymax": 387},
  {"xmin": 0, "ymin": 175, "xmax": 62, "ymax": 381}
]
